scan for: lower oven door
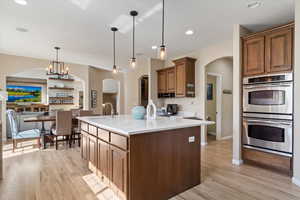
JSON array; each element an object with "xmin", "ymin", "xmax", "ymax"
[{"xmin": 243, "ymin": 117, "xmax": 293, "ymax": 154}]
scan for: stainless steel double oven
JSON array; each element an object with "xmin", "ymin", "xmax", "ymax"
[{"xmin": 243, "ymin": 73, "xmax": 293, "ymax": 157}]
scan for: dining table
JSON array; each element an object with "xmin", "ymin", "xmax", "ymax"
[{"xmin": 24, "ymin": 115, "xmax": 78, "ymax": 149}]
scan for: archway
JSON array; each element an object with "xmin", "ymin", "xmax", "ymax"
[{"xmin": 204, "ymin": 57, "xmax": 233, "ymax": 142}]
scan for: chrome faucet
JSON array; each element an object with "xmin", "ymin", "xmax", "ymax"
[{"xmin": 102, "ymin": 102, "xmax": 115, "ymax": 117}]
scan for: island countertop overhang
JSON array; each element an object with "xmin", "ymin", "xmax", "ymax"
[{"xmin": 77, "ymin": 115, "xmax": 214, "ymax": 136}]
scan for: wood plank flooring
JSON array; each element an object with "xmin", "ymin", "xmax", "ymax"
[{"xmin": 1, "ymin": 137, "xmax": 300, "ymax": 200}]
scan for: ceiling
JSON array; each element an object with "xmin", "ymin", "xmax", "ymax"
[{"xmin": 0, "ymin": 0, "xmax": 295, "ymax": 71}]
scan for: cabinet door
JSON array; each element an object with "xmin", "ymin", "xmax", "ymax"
[
  {"xmin": 243, "ymin": 36, "xmax": 265, "ymax": 76},
  {"xmin": 88, "ymin": 135, "xmax": 97, "ymax": 167},
  {"xmin": 81, "ymin": 132, "xmax": 88, "ymax": 160},
  {"xmin": 98, "ymin": 140, "xmax": 110, "ymax": 181},
  {"xmin": 157, "ymin": 70, "xmax": 167, "ymax": 93},
  {"xmin": 109, "ymin": 146, "xmax": 128, "ymax": 200},
  {"xmin": 166, "ymin": 68, "xmax": 175, "ymax": 93},
  {"xmin": 175, "ymin": 63, "xmax": 186, "ymax": 97},
  {"xmin": 265, "ymin": 28, "xmax": 293, "ymax": 73}
]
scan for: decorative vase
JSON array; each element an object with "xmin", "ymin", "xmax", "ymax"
[
  {"xmin": 146, "ymin": 100, "xmax": 157, "ymax": 120},
  {"xmin": 131, "ymin": 106, "xmax": 146, "ymax": 120}
]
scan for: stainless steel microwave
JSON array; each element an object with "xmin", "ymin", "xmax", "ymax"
[{"xmin": 243, "ymin": 73, "xmax": 293, "ymax": 115}]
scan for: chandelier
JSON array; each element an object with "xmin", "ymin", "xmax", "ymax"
[{"xmin": 46, "ymin": 47, "xmax": 69, "ymax": 77}]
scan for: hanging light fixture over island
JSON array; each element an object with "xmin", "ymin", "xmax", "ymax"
[{"xmin": 130, "ymin": 10, "xmax": 138, "ymax": 68}]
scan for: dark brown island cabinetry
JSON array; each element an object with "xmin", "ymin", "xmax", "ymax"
[
  {"xmin": 80, "ymin": 121, "xmax": 201, "ymax": 200},
  {"xmin": 243, "ymin": 22, "xmax": 294, "ymax": 77},
  {"xmin": 157, "ymin": 57, "xmax": 196, "ymax": 98}
]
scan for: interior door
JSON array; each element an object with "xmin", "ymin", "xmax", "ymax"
[
  {"xmin": 265, "ymin": 28, "xmax": 293, "ymax": 73},
  {"xmin": 243, "ymin": 36, "xmax": 265, "ymax": 76}
]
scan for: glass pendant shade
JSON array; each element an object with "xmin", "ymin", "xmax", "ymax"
[
  {"xmin": 159, "ymin": 45, "xmax": 166, "ymax": 60},
  {"xmin": 130, "ymin": 57, "xmax": 136, "ymax": 68},
  {"xmin": 112, "ymin": 65, "xmax": 118, "ymax": 74}
]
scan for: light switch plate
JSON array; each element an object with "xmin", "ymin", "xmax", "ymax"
[{"xmin": 188, "ymin": 136, "xmax": 195, "ymax": 143}]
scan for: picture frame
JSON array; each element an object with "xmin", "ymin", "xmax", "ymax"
[
  {"xmin": 91, "ymin": 90, "xmax": 97, "ymax": 108},
  {"xmin": 207, "ymin": 83, "xmax": 213, "ymax": 100}
]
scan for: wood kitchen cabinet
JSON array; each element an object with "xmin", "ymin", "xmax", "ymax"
[
  {"xmin": 157, "ymin": 57, "xmax": 196, "ymax": 98},
  {"xmin": 81, "ymin": 131, "xmax": 89, "ymax": 160},
  {"xmin": 157, "ymin": 70, "xmax": 167, "ymax": 93},
  {"xmin": 97, "ymin": 139, "xmax": 110, "ymax": 182},
  {"xmin": 243, "ymin": 23, "xmax": 294, "ymax": 77},
  {"xmin": 88, "ymin": 135, "xmax": 98, "ymax": 172},
  {"xmin": 109, "ymin": 146, "xmax": 128, "ymax": 200},
  {"xmin": 265, "ymin": 27, "xmax": 293, "ymax": 73},
  {"xmin": 243, "ymin": 36, "xmax": 265, "ymax": 76},
  {"xmin": 166, "ymin": 67, "xmax": 175, "ymax": 93},
  {"xmin": 174, "ymin": 57, "xmax": 196, "ymax": 97}
]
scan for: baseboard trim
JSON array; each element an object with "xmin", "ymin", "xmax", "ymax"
[
  {"xmin": 208, "ymin": 132, "xmax": 216, "ymax": 136},
  {"xmin": 220, "ymin": 136, "xmax": 232, "ymax": 140},
  {"xmin": 292, "ymin": 177, "xmax": 300, "ymax": 187},
  {"xmin": 232, "ymin": 159, "xmax": 243, "ymax": 165},
  {"xmin": 201, "ymin": 142, "xmax": 208, "ymax": 146}
]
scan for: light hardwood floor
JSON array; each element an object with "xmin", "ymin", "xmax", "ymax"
[{"xmin": 1, "ymin": 138, "xmax": 300, "ymax": 200}]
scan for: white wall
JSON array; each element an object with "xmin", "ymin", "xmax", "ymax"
[
  {"xmin": 232, "ymin": 24, "xmax": 251, "ymax": 165},
  {"xmin": 206, "ymin": 58, "xmax": 233, "ymax": 139},
  {"xmin": 293, "ymin": 2, "xmax": 300, "ymax": 187},
  {"xmin": 206, "ymin": 75, "xmax": 217, "ymax": 134}
]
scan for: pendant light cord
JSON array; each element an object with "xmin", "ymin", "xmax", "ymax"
[
  {"xmin": 162, "ymin": 0, "xmax": 165, "ymax": 46},
  {"xmin": 113, "ymin": 31, "xmax": 116, "ymax": 66},
  {"xmin": 133, "ymin": 15, "xmax": 135, "ymax": 58}
]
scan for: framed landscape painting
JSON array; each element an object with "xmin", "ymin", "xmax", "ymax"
[{"xmin": 7, "ymin": 85, "xmax": 42, "ymax": 103}]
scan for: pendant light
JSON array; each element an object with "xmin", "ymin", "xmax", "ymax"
[
  {"xmin": 111, "ymin": 27, "xmax": 118, "ymax": 74},
  {"xmin": 130, "ymin": 10, "xmax": 138, "ymax": 68},
  {"xmin": 46, "ymin": 47, "xmax": 69, "ymax": 77},
  {"xmin": 159, "ymin": 0, "xmax": 166, "ymax": 60}
]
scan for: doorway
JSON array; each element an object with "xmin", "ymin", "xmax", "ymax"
[
  {"xmin": 139, "ymin": 76, "xmax": 149, "ymax": 107},
  {"xmin": 206, "ymin": 73, "xmax": 222, "ymax": 141}
]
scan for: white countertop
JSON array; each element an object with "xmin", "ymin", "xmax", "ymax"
[{"xmin": 77, "ymin": 115, "xmax": 214, "ymax": 136}]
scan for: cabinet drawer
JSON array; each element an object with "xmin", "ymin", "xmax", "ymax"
[
  {"xmin": 81, "ymin": 122, "xmax": 88, "ymax": 132},
  {"xmin": 110, "ymin": 133, "xmax": 128, "ymax": 150},
  {"xmin": 98, "ymin": 128, "xmax": 110, "ymax": 142},
  {"xmin": 89, "ymin": 125, "xmax": 98, "ymax": 137}
]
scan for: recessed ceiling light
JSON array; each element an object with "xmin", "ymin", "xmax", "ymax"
[
  {"xmin": 14, "ymin": 0, "xmax": 27, "ymax": 5},
  {"xmin": 16, "ymin": 27, "xmax": 28, "ymax": 32},
  {"xmin": 185, "ymin": 30, "xmax": 194, "ymax": 35},
  {"xmin": 152, "ymin": 45, "xmax": 158, "ymax": 50},
  {"xmin": 247, "ymin": 1, "xmax": 262, "ymax": 9}
]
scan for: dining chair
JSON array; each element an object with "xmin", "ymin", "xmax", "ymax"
[
  {"xmin": 6, "ymin": 110, "xmax": 41, "ymax": 152},
  {"xmin": 72, "ymin": 110, "xmax": 94, "ymax": 147},
  {"xmin": 51, "ymin": 111, "xmax": 72, "ymax": 150}
]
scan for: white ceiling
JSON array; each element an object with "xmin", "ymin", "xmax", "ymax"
[{"xmin": 0, "ymin": 0, "xmax": 295, "ymax": 71}]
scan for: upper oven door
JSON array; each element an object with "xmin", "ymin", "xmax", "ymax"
[
  {"xmin": 243, "ymin": 118, "xmax": 293, "ymax": 154},
  {"xmin": 243, "ymin": 82, "xmax": 293, "ymax": 114}
]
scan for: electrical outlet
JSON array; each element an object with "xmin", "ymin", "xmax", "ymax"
[{"xmin": 188, "ymin": 136, "xmax": 195, "ymax": 143}]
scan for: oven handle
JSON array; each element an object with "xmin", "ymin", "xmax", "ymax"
[
  {"xmin": 245, "ymin": 119, "xmax": 292, "ymax": 127},
  {"xmin": 243, "ymin": 83, "xmax": 292, "ymax": 89}
]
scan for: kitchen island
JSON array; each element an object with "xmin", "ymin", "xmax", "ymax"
[{"xmin": 77, "ymin": 115, "xmax": 213, "ymax": 200}]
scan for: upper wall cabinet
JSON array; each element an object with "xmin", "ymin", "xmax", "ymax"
[
  {"xmin": 243, "ymin": 36, "xmax": 265, "ymax": 76},
  {"xmin": 157, "ymin": 57, "xmax": 196, "ymax": 98},
  {"xmin": 265, "ymin": 27, "xmax": 293, "ymax": 73},
  {"xmin": 243, "ymin": 23, "xmax": 294, "ymax": 77},
  {"xmin": 174, "ymin": 57, "xmax": 196, "ymax": 98}
]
